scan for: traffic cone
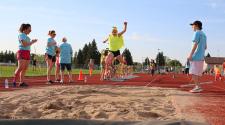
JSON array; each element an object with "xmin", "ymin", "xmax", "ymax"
[
  {"xmin": 78, "ymin": 70, "xmax": 84, "ymax": 81},
  {"xmin": 89, "ymin": 69, "xmax": 93, "ymax": 77}
]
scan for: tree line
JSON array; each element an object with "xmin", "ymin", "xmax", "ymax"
[
  {"xmin": 143, "ymin": 52, "xmax": 182, "ymax": 67},
  {"xmin": 74, "ymin": 39, "xmax": 134, "ymax": 68},
  {"xmin": 0, "ymin": 50, "xmax": 16, "ymax": 63},
  {"xmin": 0, "ymin": 39, "xmax": 134, "ymax": 69}
]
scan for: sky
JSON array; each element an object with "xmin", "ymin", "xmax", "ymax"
[{"xmin": 0, "ymin": 0, "xmax": 225, "ymax": 64}]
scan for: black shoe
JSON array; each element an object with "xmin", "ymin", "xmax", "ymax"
[
  {"xmin": 13, "ymin": 82, "xmax": 17, "ymax": 87},
  {"xmin": 19, "ymin": 82, "xmax": 29, "ymax": 87},
  {"xmin": 46, "ymin": 80, "xmax": 54, "ymax": 84}
]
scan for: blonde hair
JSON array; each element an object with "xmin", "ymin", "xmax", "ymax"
[{"xmin": 112, "ymin": 26, "xmax": 117, "ymax": 30}]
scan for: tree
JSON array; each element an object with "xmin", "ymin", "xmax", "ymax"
[
  {"xmin": 73, "ymin": 52, "xmax": 78, "ymax": 67},
  {"xmin": 167, "ymin": 60, "xmax": 182, "ymax": 67},
  {"xmin": 0, "ymin": 51, "xmax": 3, "ymax": 62},
  {"xmin": 156, "ymin": 52, "xmax": 165, "ymax": 66},
  {"xmin": 122, "ymin": 48, "xmax": 133, "ymax": 65},
  {"xmin": 10, "ymin": 51, "xmax": 16, "ymax": 63},
  {"xmin": 77, "ymin": 49, "xmax": 84, "ymax": 68},
  {"xmin": 0, "ymin": 50, "xmax": 16, "ymax": 63},
  {"xmin": 88, "ymin": 39, "xmax": 100, "ymax": 64},
  {"xmin": 82, "ymin": 44, "xmax": 89, "ymax": 66},
  {"xmin": 143, "ymin": 57, "xmax": 150, "ymax": 66},
  {"xmin": 206, "ymin": 53, "xmax": 211, "ymax": 57}
]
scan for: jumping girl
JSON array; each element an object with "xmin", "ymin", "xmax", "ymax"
[{"xmin": 103, "ymin": 22, "xmax": 128, "ymax": 73}]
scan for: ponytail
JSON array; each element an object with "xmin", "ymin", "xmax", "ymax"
[
  {"xmin": 19, "ymin": 23, "xmax": 31, "ymax": 33},
  {"xmin": 48, "ymin": 30, "xmax": 56, "ymax": 35}
]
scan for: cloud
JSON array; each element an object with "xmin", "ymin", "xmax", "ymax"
[{"xmin": 206, "ymin": 0, "xmax": 225, "ymax": 9}]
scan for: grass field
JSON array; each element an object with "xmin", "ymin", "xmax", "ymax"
[{"xmin": 0, "ymin": 65, "xmax": 100, "ymax": 77}]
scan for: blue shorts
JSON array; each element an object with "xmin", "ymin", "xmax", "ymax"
[{"xmin": 60, "ymin": 63, "xmax": 72, "ymax": 71}]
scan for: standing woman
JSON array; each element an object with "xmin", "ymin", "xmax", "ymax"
[
  {"xmin": 13, "ymin": 23, "xmax": 38, "ymax": 87},
  {"xmin": 45, "ymin": 30, "xmax": 57, "ymax": 84}
]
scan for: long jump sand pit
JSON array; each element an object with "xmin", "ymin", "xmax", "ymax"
[{"xmin": 0, "ymin": 85, "xmax": 205, "ymax": 122}]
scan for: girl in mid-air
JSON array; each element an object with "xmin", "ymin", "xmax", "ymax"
[{"xmin": 103, "ymin": 22, "xmax": 128, "ymax": 78}]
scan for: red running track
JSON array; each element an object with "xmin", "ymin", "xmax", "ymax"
[{"xmin": 0, "ymin": 73, "xmax": 225, "ymax": 125}]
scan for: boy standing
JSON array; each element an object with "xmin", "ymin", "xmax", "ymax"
[{"xmin": 188, "ymin": 20, "xmax": 207, "ymax": 93}]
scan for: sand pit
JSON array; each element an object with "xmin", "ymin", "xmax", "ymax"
[{"xmin": 0, "ymin": 85, "xmax": 186, "ymax": 121}]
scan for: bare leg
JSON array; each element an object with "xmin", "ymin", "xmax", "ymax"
[
  {"xmin": 46, "ymin": 59, "xmax": 53, "ymax": 81},
  {"xmin": 68, "ymin": 71, "xmax": 73, "ymax": 82},
  {"xmin": 116, "ymin": 55, "xmax": 124, "ymax": 64},
  {"xmin": 192, "ymin": 74, "xmax": 200, "ymax": 87},
  {"xmin": 20, "ymin": 60, "xmax": 30, "ymax": 83},
  {"xmin": 60, "ymin": 70, "xmax": 64, "ymax": 83},
  {"xmin": 14, "ymin": 60, "xmax": 25, "ymax": 83},
  {"xmin": 55, "ymin": 65, "xmax": 60, "ymax": 81}
]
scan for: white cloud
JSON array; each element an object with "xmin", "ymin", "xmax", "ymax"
[
  {"xmin": 208, "ymin": 2, "xmax": 218, "ymax": 9},
  {"xmin": 206, "ymin": 0, "xmax": 225, "ymax": 9}
]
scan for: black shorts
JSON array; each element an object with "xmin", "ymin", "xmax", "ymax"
[
  {"xmin": 60, "ymin": 63, "xmax": 72, "ymax": 71},
  {"xmin": 46, "ymin": 54, "xmax": 56, "ymax": 62},
  {"xmin": 185, "ymin": 68, "xmax": 189, "ymax": 74},
  {"xmin": 151, "ymin": 69, "xmax": 155, "ymax": 74},
  {"xmin": 110, "ymin": 50, "xmax": 120, "ymax": 57}
]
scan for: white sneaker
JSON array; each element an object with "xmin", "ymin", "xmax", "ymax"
[
  {"xmin": 60, "ymin": 80, "xmax": 64, "ymax": 84},
  {"xmin": 189, "ymin": 86, "xmax": 203, "ymax": 93}
]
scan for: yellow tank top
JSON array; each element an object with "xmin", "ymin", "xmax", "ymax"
[
  {"xmin": 109, "ymin": 34, "xmax": 124, "ymax": 51},
  {"xmin": 215, "ymin": 68, "xmax": 221, "ymax": 74}
]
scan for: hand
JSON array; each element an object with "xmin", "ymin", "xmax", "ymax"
[
  {"xmin": 32, "ymin": 39, "xmax": 38, "ymax": 43},
  {"xmin": 187, "ymin": 55, "xmax": 192, "ymax": 61},
  {"xmin": 53, "ymin": 41, "xmax": 57, "ymax": 46}
]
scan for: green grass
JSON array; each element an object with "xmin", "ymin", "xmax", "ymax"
[{"xmin": 0, "ymin": 65, "xmax": 100, "ymax": 77}]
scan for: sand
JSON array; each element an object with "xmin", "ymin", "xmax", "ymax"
[{"xmin": 0, "ymin": 85, "xmax": 181, "ymax": 121}]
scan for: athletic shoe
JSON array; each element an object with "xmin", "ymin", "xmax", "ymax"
[
  {"xmin": 60, "ymin": 80, "xmax": 64, "ymax": 84},
  {"xmin": 13, "ymin": 82, "xmax": 17, "ymax": 87},
  {"xmin": 46, "ymin": 80, "xmax": 54, "ymax": 85},
  {"xmin": 19, "ymin": 82, "xmax": 29, "ymax": 87},
  {"xmin": 189, "ymin": 86, "xmax": 203, "ymax": 93},
  {"xmin": 55, "ymin": 79, "xmax": 61, "ymax": 83}
]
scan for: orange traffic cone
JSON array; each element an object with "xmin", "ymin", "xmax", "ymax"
[
  {"xmin": 78, "ymin": 70, "xmax": 84, "ymax": 81},
  {"xmin": 89, "ymin": 69, "xmax": 93, "ymax": 76}
]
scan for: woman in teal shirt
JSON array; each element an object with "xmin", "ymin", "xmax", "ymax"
[
  {"xmin": 45, "ymin": 30, "xmax": 57, "ymax": 84},
  {"xmin": 13, "ymin": 23, "xmax": 38, "ymax": 87}
]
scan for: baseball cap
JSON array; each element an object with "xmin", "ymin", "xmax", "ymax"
[{"xmin": 190, "ymin": 20, "xmax": 202, "ymax": 27}]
